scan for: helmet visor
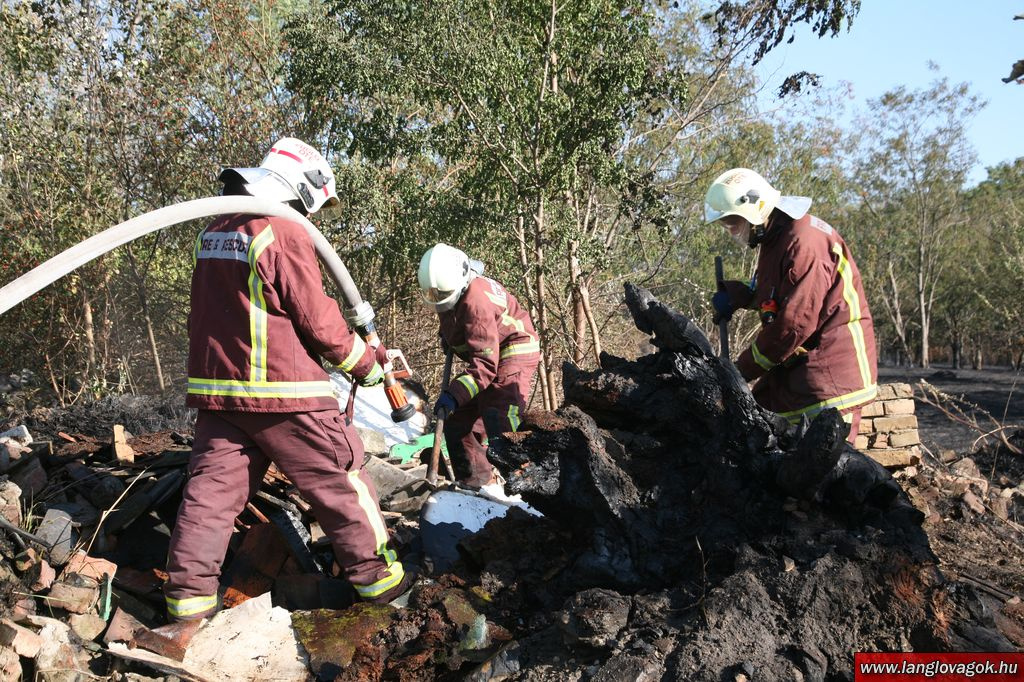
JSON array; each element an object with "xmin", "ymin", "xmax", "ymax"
[{"xmin": 423, "ymin": 287, "xmax": 455, "ymax": 304}]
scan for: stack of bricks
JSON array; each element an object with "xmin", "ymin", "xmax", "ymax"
[{"xmin": 855, "ymin": 383, "xmax": 922, "ymax": 469}]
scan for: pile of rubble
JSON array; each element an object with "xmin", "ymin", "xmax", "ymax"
[{"xmin": 0, "ymin": 284, "xmax": 1021, "ymax": 681}]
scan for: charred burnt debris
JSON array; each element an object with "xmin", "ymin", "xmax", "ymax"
[{"xmin": 0, "ymin": 283, "xmax": 1021, "ymax": 682}]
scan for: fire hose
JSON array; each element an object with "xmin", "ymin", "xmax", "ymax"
[{"xmin": 0, "ymin": 196, "xmax": 415, "ymax": 422}]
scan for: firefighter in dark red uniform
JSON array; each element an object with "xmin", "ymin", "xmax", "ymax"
[
  {"xmin": 164, "ymin": 138, "xmax": 411, "ymax": 621},
  {"xmin": 418, "ymin": 243, "xmax": 540, "ymax": 489},
  {"xmin": 704, "ymin": 168, "xmax": 878, "ymax": 442}
]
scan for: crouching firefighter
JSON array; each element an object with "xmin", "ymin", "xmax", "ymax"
[
  {"xmin": 164, "ymin": 137, "xmax": 412, "ymax": 622},
  {"xmin": 418, "ymin": 243, "xmax": 540, "ymax": 489}
]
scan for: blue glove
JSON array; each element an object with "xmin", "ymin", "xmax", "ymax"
[
  {"xmin": 711, "ymin": 290, "xmax": 733, "ymax": 323},
  {"xmin": 433, "ymin": 391, "xmax": 457, "ymax": 420}
]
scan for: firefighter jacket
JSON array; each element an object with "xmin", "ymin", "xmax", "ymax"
[
  {"xmin": 731, "ymin": 213, "xmax": 878, "ymax": 423},
  {"xmin": 186, "ymin": 213, "xmax": 377, "ymax": 412},
  {"xmin": 439, "ymin": 276, "xmax": 540, "ymax": 407}
]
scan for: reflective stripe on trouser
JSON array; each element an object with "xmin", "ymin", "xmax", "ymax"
[
  {"xmin": 444, "ymin": 362, "xmax": 537, "ymax": 487},
  {"xmin": 164, "ymin": 409, "xmax": 401, "ymax": 616}
]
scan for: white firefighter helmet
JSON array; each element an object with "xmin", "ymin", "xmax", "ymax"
[
  {"xmin": 218, "ymin": 137, "xmax": 339, "ymax": 215},
  {"xmin": 418, "ymin": 243, "xmax": 476, "ymax": 312},
  {"xmin": 703, "ymin": 168, "xmax": 782, "ymax": 226}
]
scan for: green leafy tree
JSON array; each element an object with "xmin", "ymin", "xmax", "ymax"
[{"xmin": 848, "ymin": 73, "xmax": 983, "ymax": 368}]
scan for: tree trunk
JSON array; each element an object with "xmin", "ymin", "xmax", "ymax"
[
  {"xmin": 568, "ymin": 241, "xmax": 585, "ymax": 367},
  {"xmin": 533, "ymin": 195, "xmax": 557, "ymax": 409},
  {"xmin": 126, "ymin": 248, "xmax": 165, "ymax": 391},
  {"xmin": 580, "ymin": 275, "xmax": 602, "ymax": 365},
  {"xmin": 81, "ymin": 285, "xmax": 96, "ymax": 383},
  {"xmin": 515, "ymin": 212, "xmax": 546, "ymax": 410}
]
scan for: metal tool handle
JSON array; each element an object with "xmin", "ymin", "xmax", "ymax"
[
  {"xmin": 715, "ymin": 256, "xmax": 730, "ymax": 359},
  {"xmin": 427, "ymin": 350, "xmax": 455, "ymax": 486}
]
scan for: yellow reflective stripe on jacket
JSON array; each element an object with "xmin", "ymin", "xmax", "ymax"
[
  {"xmin": 500, "ymin": 340, "xmax": 540, "ymax": 359},
  {"xmin": 507, "ymin": 405, "xmax": 521, "ymax": 431},
  {"xmin": 187, "ymin": 378, "xmax": 335, "ymax": 399},
  {"xmin": 485, "ymin": 290, "xmax": 539, "ymax": 358},
  {"xmin": 484, "ymin": 290, "xmax": 508, "ymax": 308},
  {"xmin": 832, "ymin": 242, "xmax": 873, "ymax": 388},
  {"xmin": 456, "ymin": 374, "xmax": 480, "ymax": 399},
  {"xmin": 338, "ymin": 335, "xmax": 367, "ymax": 373},
  {"xmin": 751, "ymin": 341, "xmax": 777, "ymax": 371},
  {"xmin": 777, "ymin": 384, "xmax": 879, "ymax": 424},
  {"xmin": 247, "ymin": 226, "xmax": 276, "ymax": 382},
  {"xmin": 192, "ymin": 229, "xmax": 204, "ymax": 267},
  {"xmin": 166, "ymin": 594, "xmax": 217, "ymax": 619}
]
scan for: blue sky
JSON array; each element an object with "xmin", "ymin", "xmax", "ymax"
[{"xmin": 754, "ymin": 1, "xmax": 1023, "ymax": 186}]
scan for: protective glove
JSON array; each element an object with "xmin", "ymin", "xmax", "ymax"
[
  {"xmin": 356, "ymin": 361, "xmax": 385, "ymax": 387},
  {"xmin": 433, "ymin": 391, "xmax": 457, "ymax": 420},
  {"xmin": 372, "ymin": 343, "xmax": 390, "ymax": 367},
  {"xmin": 711, "ymin": 290, "xmax": 734, "ymax": 323}
]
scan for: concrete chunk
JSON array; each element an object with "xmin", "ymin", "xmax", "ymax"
[
  {"xmin": 35, "ymin": 509, "xmax": 75, "ymax": 566},
  {"xmin": 362, "ymin": 454, "xmax": 422, "ymax": 499}
]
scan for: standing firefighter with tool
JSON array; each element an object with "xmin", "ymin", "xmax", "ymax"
[
  {"xmin": 164, "ymin": 138, "xmax": 411, "ymax": 621},
  {"xmin": 418, "ymin": 243, "xmax": 540, "ymax": 489},
  {"xmin": 705, "ymin": 168, "xmax": 878, "ymax": 442}
]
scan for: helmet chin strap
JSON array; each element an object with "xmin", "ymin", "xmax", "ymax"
[
  {"xmin": 747, "ymin": 213, "xmax": 775, "ymax": 248},
  {"xmin": 748, "ymin": 224, "xmax": 766, "ymax": 248}
]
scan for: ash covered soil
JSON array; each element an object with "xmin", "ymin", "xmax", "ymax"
[{"xmin": 2, "ymin": 293, "xmax": 1023, "ymax": 681}]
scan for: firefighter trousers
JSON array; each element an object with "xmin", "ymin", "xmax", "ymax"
[
  {"xmin": 164, "ymin": 409, "xmax": 404, "ymax": 620},
  {"xmin": 444, "ymin": 361, "xmax": 537, "ymax": 487}
]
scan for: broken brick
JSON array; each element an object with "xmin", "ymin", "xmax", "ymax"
[
  {"xmin": 112, "ymin": 424, "xmax": 135, "ymax": 464},
  {"xmin": 103, "ymin": 607, "xmax": 146, "ymax": 645},
  {"xmin": 60, "ymin": 550, "xmax": 118, "ymax": 583},
  {"xmin": 0, "ymin": 619, "xmax": 43, "ymax": 658},
  {"xmin": 29, "ymin": 559, "xmax": 55, "ymax": 593},
  {"xmin": 221, "ymin": 522, "xmax": 290, "ymax": 609},
  {"xmin": 0, "ymin": 644, "xmax": 20, "ymax": 681},
  {"xmin": 882, "ymin": 398, "xmax": 916, "ymax": 415},
  {"xmin": 9, "ymin": 456, "xmax": 46, "ymax": 499},
  {"xmin": 68, "ymin": 613, "xmax": 107, "ymax": 642},
  {"xmin": 888, "ymin": 430, "xmax": 920, "ymax": 448},
  {"xmin": 47, "ymin": 580, "xmax": 99, "ymax": 615}
]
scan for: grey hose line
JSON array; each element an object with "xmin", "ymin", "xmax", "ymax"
[{"xmin": 0, "ymin": 196, "xmax": 366, "ymax": 317}]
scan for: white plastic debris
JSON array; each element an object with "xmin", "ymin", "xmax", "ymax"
[{"xmin": 330, "ymin": 372, "xmax": 428, "ymax": 447}]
